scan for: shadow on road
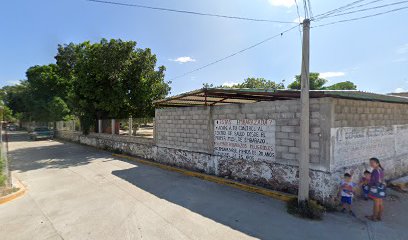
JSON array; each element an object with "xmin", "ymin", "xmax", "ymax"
[
  {"xmin": 8, "ymin": 132, "xmax": 107, "ymax": 173},
  {"xmin": 112, "ymin": 166, "xmax": 293, "ymax": 239},
  {"xmin": 111, "ymin": 165, "xmax": 371, "ymax": 240},
  {"xmin": 4, "ymin": 131, "xmax": 29, "ymax": 142},
  {"xmin": 7, "ymin": 131, "xmax": 371, "ymax": 240}
]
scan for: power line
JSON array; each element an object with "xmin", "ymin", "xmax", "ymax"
[
  {"xmin": 313, "ymin": 0, "xmax": 366, "ymax": 19},
  {"xmin": 294, "ymin": 0, "xmax": 302, "ymax": 21},
  {"xmin": 294, "ymin": 0, "xmax": 303, "ymax": 36},
  {"xmin": 315, "ymin": 0, "xmax": 408, "ymax": 20},
  {"xmin": 303, "ymin": 0, "xmax": 310, "ymax": 18},
  {"xmin": 307, "ymin": 0, "xmax": 314, "ymax": 18},
  {"xmin": 169, "ymin": 25, "xmax": 299, "ymax": 81},
  {"xmin": 312, "ymin": 5, "xmax": 408, "ymax": 28},
  {"xmin": 335, "ymin": 0, "xmax": 385, "ymax": 12},
  {"xmin": 87, "ymin": 0, "xmax": 296, "ymax": 24}
]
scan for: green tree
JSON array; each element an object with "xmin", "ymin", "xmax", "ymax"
[
  {"xmin": 48, "ymin": 97, "xmax": 70, "ymax": 122},
  {"xmin": 0, "ymin": 105, "xmax": 16, "ymax": 122},
  {"xmin": 288, "ymin": 73, "xmax": 327, "ymax": 90},
  {"xmin": 325, "ymin": 81, "xmax": 357, "ymax": 90},
  {"xmin": 222, "ymin": 77, "xmax": 285, "ymax": 89},
  {"xmin": 55, "ymin": 39, "xmax": 170, "ymax": 134},
  {"xmin": 24, "ymin": 64, "xmax": 72, "ymax": 121},
  {"xmin": 288, "ymin": 73, "xmax": 357, "ymax": 90},
  {"xmin": 1, "ymin": 82, "xmax": 31, "ymax": 121}
]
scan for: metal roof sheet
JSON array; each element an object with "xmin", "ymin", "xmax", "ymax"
[{"xmin": 154, "ymin": 88, "xmax": 408, "ymax": 107}]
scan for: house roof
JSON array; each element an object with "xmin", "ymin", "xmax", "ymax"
[{"xmin": 154, "ymin": 88, "xmax": 408, "ymax": 107}]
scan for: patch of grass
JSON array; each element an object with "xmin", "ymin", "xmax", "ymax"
[
  {"xmin": 287, "ymin": 198, "xmax": 325, "ymax": 220},
  {"xmin": 0, "ymin": 157, "xmax": 5, "ymax": 187},
  {"xmin": 0, "ymin": 187, "xmax": 19, "ymax": 197},
  {"xmin": 112, "ymin": 148, "xmax": 123, "ymax": 154},
  {"xmin": 0, "ymin": 175, "xmax": 5, "ymax": 187}
]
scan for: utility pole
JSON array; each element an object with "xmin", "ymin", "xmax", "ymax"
[{"xmin": 298, "ymin": 18, "xmax": 310, "ymax": 202}]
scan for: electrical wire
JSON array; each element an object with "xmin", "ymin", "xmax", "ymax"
[
  {"xmin": 303, "ymin": 0, "xmax": 309, "ymax": 19},
  {"xmin": 313, "ymin": 0, "xmax": 366, "ymax": 19},
  {"xmin": 294, "ymin": 0, "xmax": 302, "ymax": 22},
  {"xmin": 294, "ymin": 0, "xmax": 303, "ymax": 37},
  {"xmin": 335, "ymin": 0, "xmax": 385, "ymax": 12},
  {"xmin": 312, "ymin": 5, "xmax": 408, "ymax": 28},
  {"xmin": 168, "ymin": 25, "xmax": 300, "ymax": 81},
  {"xmin": 315, "ymin": 0, "xmax": 408, "ymax": 20},
  {"xmin": 86, "ymin": 0, "xmax": 296, "ymax": 24},
  {"xmin": 307, "ymin": 0, "xmax": 314, "ymax": 19}
]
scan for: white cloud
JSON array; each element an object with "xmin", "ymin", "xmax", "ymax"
[
  {"xmin": 268, "ymin": 0, "xmax": 295, "ymax": 8},
  {"xmin": 395, "ymin": 88, "xmax": 407, "ymax": 93},
  {"xmin": 170, "ymin": 56, "xmax": 196, "ymax": 64},
  {"xmin": 396, "ymin": 43, "xmax": 408, "ymax": 55},
  {"xmin": 222, "ymin": 81, "xmax": 239, "ymax": 87},
  {"xmin": 7, "ymin": 80, "xmax": 20, "ymax": 85},
  {"xmin": 393, "ymin": 57, "xmax": 407, "ymax": 63},
  {"xmin": 319, "ymin": 72, "xmax": 346, "ymax": 79},
  {"xmin": 293, "ymin": 17, "xmax": 304, "ymax": 23}
]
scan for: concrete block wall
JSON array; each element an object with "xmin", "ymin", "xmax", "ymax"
[
  {"xmin": 155, "ymin": 107, "xmax": 211, "ymax": 153},
  {"xmin": 156, "ymin": 97, "xmax": 333, "ymax": 170},
  {"xmin": 333, "ymin": 99, "xmax": 408, "ymax": 127},
  {"xmin": 56, "ymin": 97, "xmax": 408, "ymax": 202},
  {"xmin": 331, "ymin": 99, "xmax": 408, "ymax": 193},
  {"xmin": 211, "ymin": 98, "xmax": 332, "ymax": 169}
]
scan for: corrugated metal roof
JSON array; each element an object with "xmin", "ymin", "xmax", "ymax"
[{"xmin": 154, "ymin": 88, "xmax": 408, "ymax": 107}]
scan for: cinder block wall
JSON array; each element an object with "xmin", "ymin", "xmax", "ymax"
[
  {"xmin": 331, "ymin": 98, "xmax": 408, "ymax": 183},
  {"xmin": 57, "ymin": 97, "xmax": 408, "ymax": 201},
  {"xmin": 155, "ymin": 107, "xmax": 212, "ymax": 153},
  {"xmin": 333, "ymin": 99, "xmax": 408, "ymax": 127},
  {"xmin": 156, "ymin": 97, "xmax": 333, "ymax": 170}
]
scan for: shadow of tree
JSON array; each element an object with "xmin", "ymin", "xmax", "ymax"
[
  {"xmin": 8, "ymin": 132, "xmax": 112, "ymax": 173},
  {"xmin": 8, "ymin": 132, "xmax": 370, "ymax": 240}
]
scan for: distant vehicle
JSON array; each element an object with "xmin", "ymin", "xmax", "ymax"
[
  {"xmin": 29, "ymin": 127, "xmax": 54, "ymax": 140},
  {"xmin": 7, "ymin": 125, "xmax": 17, "ymax": 131}
]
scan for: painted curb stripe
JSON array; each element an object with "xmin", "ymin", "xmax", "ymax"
[
  {"xmin": 112, "ymin": 153, "xmax": 296, "ymax": 202},
  {"xmin": 0, "ymin": 180, "xmax": 26, "ymax": 205}
]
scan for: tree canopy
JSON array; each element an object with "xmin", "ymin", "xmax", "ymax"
[
  {"xmin": 287, "ymin": 73, "xmax": 357, "ymax": 90},
  {"xmin": 1, "ymin": 64, "xmax": 72, "ymax": 123},
  {"xmin": 55, "ymin": 39, "xmax": 170, "ymax": 133},
  {"xmin": 25, "ymin": 64, "xmax": 72, "ymax": 122},
  {"xmin": 2, "ymin": 38, "xmax": 170, "ymax": 134},
  {"xmin": 223, "ymin": 77, "xmax": 285, "ymax": 89}
]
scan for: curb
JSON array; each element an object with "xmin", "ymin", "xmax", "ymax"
[
  {"xmin": 112, "ymin": 153, "xmax": 296, "ymax": 202},
  {"xmin": 389, "ymin": 182, "xmax": 408, "ymax": 192},
  {"xmin": 0, "ymin": 177, "xmax": 26, "ymax": 205}
]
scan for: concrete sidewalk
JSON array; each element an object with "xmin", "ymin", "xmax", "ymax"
[{"xmin": 0, "ymin": 132, "xmax": 407, "ymax": 240}]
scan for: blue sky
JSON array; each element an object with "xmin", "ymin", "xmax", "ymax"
[{"xmin": 1, "ymin": 0, "xmax": 407, "ymax": 95}]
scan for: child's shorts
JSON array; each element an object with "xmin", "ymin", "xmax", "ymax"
[
  {"xmin": 362, "ymin": 185, "xmax": 370, "ymax": 194},
  {"xmin": 341, "ymin": 196, "xmax": 352, "ymax": 205}
]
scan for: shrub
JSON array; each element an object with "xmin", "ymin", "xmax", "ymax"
[
  {"xmin": 0, "ymin": 157, "xmax": 5, "ymax": 187},
  {"xmin": 0, "ymin": 174, "xmax": 5, "ymax": 187},
  {"xmin": 287, "ymin": 198, "xmax": 325, "ymax": 220}
]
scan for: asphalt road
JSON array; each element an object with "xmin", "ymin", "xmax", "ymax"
[{"xmin": 0, "ymin": 132, "xmax": 406, "ymax": 240}]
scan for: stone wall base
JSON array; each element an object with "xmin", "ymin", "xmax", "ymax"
[{"xmin": 56, "ymin": 131, "xmax": 408, "ymax": 203}]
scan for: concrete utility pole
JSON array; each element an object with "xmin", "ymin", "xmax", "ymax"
[
  {"xmin": 129, "ymin": 117, "xmax": 133, "ymax": 136},
  {"xmin": 298, "ymin": 19, "xmax": 311, "ymax": 202},
  {"xmin": 98, "ymin": 119, "xmax": 102, "ymax": 133},
  {"xmin": 111, "ymin": 119, "xmax": 116, "ymax": 135}
]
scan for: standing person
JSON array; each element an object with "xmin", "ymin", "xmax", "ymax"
[
  {"xmin": 366, "ymin": 157, "xmax": 386, "ymax": 221},
  {"xmin": 359, "ymin": 170, "xmax": 371, "ymax": 200},
  {"xmin": 339, "ymin": 173, "xmax": 357, "ymax": 216}
]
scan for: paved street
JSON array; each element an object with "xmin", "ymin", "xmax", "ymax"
[{"xmin": 0, "ymin": 132, "xmax": 407, "ymax": 240}]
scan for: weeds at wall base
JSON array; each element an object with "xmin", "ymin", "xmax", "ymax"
[{"xmin": 287, "ymin": 198, "xmax": 325, "ymax": 220}]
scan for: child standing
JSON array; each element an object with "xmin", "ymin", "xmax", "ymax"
[
  {"xmin": 359, "ymin": 170, "xmax": 371, "ymax": 200},
  {"xmin": 366, "ymin": 157, "xmax": 386, "ymax": 222},
  {"xmin": 339, "ymin": 173, "xmax": 357, "ymax": 216}
]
